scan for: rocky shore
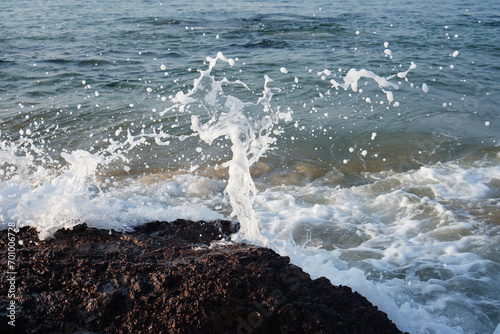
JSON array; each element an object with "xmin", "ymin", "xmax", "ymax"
[{"xmin": 1, "ymin": 220, "xmax": 406, "ymax": 333}]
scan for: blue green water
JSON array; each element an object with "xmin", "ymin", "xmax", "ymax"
[{"xmin": 1, "ymin": 1, "xmax": 499, "ymax": 333}]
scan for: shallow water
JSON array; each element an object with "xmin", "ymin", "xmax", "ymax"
[{"xmin": 1, "ymin": 0, "xmax": 499, "ymax": 333}]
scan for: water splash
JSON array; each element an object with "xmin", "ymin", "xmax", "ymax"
[
  {"xmin": 0, "ymin": 133, "xmax": 134, "ymax": 238},
  {"xmin": 169, "ymin": 52, "xmax": 292, "ymax": 244}
]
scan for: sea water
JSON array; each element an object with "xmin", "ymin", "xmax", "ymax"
[{"xmin": 1, "ymin": 0, "xmax": 499, "ymax": 333}]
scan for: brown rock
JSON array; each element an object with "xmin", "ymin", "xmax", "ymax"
[{"xmin": 0, "ymin": 220, "xmax": 405, "ymax": 334}]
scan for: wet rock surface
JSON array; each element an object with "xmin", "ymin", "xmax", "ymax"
[{"xmin": 0, "ymin": 220, "xmax": 405, "ymax": 333}]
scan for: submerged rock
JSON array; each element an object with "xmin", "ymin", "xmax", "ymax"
[{"xmin": 0, "ymin": 220, "xmax": 405, "ymax": 333}]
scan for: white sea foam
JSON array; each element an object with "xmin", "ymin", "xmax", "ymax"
[
  {"xmin": 0, "ymin": 142, "xmax": 225, "ymax": 239},
  {"xmin": 256, "ymin": 160, "xmax": 500, "ymax": 334}
]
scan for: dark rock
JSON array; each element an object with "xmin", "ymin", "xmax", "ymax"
[{"xmin": 0, "ymin": 219, "xmax": 406, "ymax": 333}]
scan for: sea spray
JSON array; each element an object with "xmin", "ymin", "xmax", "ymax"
[
  {"xmin": 0, "ymin": 134, "xmax": 130, "ymax": 238},
  {"xmin": 0, "ymin": 129, "xmax": 227, "ymax": 238},
  {"xmin": 13, "ymin": 150, "xmax": 105, "ymax": 239},
  {"xmin": 169, "ymin": 52, "xmax": 292, "ymax": 243},
  {"xmin": 165, "ymin": 52, "xmax": 408, "ymax": 243},
  {"xmin": 1, "ymin": 51, "xmax": 406, "ymax": 243},
  {"xmin": 0, "ymin": 53, "xmax": 286, "ymax": 243},
  {"xmin": 1, "ymin": 52, "xmax": 407, "ymax": 244}
]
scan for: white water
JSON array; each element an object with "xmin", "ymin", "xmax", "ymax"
[
  {"xmin": 257, "ymin": 161, "xmax": 500, "ymax": 334},
  {"xmin": 183, "ymin": 53, "xmax": 282, "ymax": 243},
  {"xmin": 1, "ymin": 53, "xmax": 499, "ymax": 333}
]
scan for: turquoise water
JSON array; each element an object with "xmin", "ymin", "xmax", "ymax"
[{"xmin": 1, "ymin": 1, "xmax": 499, "ymax": 333}]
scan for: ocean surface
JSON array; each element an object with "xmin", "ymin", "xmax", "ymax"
[{"xmin": 1, "ymin": 0, "xmax": 499, "ymax": 332}]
